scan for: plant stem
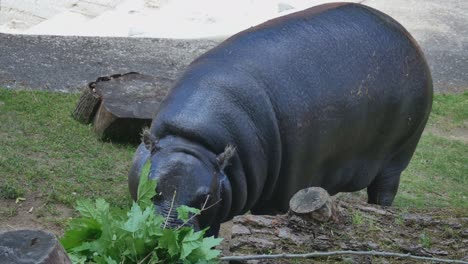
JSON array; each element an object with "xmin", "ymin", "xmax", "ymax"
[
  {"xmin": 163, "ymin": 190, "xmax": 176, "ymax": 229},
  {"xmin": 176, "ymin": 195, "xmax": 222, "ymax": 230}
]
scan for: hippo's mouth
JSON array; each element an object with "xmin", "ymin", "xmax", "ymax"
[{"xmin": 155, "ymin": 202, "xmax": 200, "ymax": 231}]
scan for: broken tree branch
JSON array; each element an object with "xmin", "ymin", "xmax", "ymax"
[{"xmin": 221, "ymin": 250, "xmax": 468, "ymax": 263}]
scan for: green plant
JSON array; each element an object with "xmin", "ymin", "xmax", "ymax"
[
  {"xmin": 394, "ymin": 215, "xmax": 404, "ymax": 226},
  {"xmin": 419, "ymin": 231, "xmax": 432, "ymax": 248},
  {"xmin": 351, "ymin": 211, "xmax": 364, "ymax": 225},
  {"xmin": 0, "ymin": 184, "xmax": 24, "ymax": 199},
  {"xmin": 61, "ymin": 162, "xmax": 222, "ymax": 263}
]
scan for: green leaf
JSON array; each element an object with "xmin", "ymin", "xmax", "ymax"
[
  {"xmin": 159, "ymin": 229, "xmax": 180, "ymax": 257},
  {"xmin": 68, "ymin": 253, "xmax": 87, "ymax": 264},
  {"xmin": 75, "ymin": 199, "xmax": 98, "ymax": 219},
  {"xmin": 137, "ymin": 160, "xmax": 157, "ymax": 208},
  {"xmin": 176, "ymin": 205, "xmax": 201, "ymax": 222},
  {"xmin": 75, "ymin": 198, "xmax": 110, "ymax": 225},
  {"xmin": 60, "ymin": 217, "xmax": 101, "ymax": 250},
  {"xmin": 179, "ymin": 229, "xmax": 203, "ymax": 260},
  {"xmin": 187, "ymin": 236, "xmax": 223, "ymax": 262},
  {"xmin": 122, "ymin": 202, "xmax": 145, "ymax": 233}
]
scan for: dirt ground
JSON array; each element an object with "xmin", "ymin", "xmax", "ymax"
[{"xmin": 0, "ymin": 192, "xmax": 74, "ymax": 236}]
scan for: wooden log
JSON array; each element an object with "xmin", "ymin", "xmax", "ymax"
[
  {"xmin": 92, "ymin": 72, "xmax": 172, "ymax": 143},
  {"xmin": 0, "ymin": 229, "xmax": 71, "ymax": 264},
  {"xmin": 72, "ymin": 86, "xmax": 101, "ymax": 124},
  {"xmin": 289, "ymin": 187, "xmax": 337, "ymax": 223}
]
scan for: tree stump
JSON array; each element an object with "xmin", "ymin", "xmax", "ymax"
[
  {"xmin": 0, "ymin": 229, "xmax": 71, "ymax": 264},
  {"xmin": 72, "ymin": 72, "xmax": 173, "ymax": 143},
  {"xmin": 93, "ymin": 72, "xmax": 172, "ymax": 143},
  {"xmin": 289, "ymin": 187, "xmax": 338, "ymax": 223}
]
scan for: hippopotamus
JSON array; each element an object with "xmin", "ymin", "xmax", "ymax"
[{"xmin": 128, "ymin": 2, "xmax": 432, "ymax": 236}]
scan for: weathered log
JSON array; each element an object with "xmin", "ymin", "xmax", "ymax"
[
  {"xmin": 289, "ymin": 187, "xmax": 336, "ymax": 223},
  {"xmin": 90, "ymin": 72, "xmax": 172, "ymax": 143},
  {"xmin": 72, "ymin": 86, "xmax": 101, "ymax": 124},
  {"xmin": 0, "ymin": 229, "xmax": 71, "ymax": 264},
  {"xmin": 227, "ymin": 196, "xmax": 468, "ymax": 263}
]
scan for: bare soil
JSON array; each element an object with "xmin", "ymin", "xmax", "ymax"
[{"xmin": 0, "ymin": 193, "xmax": 74, "ymax": 237}]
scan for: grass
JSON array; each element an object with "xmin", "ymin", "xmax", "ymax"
[
  {"xmin": 427, "ymin": 92, "xmax": 468, "ymax": 130},
  {"xmin": 394, "ymin": 92, "xmax": 468, "ymax": 208},
  {"xmin": 0, "ymin": 89, "xmax": 466, "ymax": 230},
  {"xmin": 0, "ymin": 89, "xmax": 135, "ymax": 210}
]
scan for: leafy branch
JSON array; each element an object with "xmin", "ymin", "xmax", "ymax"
[
  {"xmin": 60, "ymin": 160, "xmax": 223, "ymax": 264},
  {"xmin": 176, "ymin": 195, "xmax": 222, "ymax": 231}
]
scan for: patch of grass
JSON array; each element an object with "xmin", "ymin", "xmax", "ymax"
[
  {"xmin": 0, "ymin": 184, "xmax": 24, "ymax": 199},
  {"xmin": 0, "ymin": 89, "xmax": 135, "ymax": 209},
  {"xmin": 394, "ymin": 215, "xmax": 405, "ymax": 226},
  {"xmin": 394, "ymin": 92, "xmax": 468, "ymax": 208},
  {"xmin": 351, "ymin": 211, "xmax": 364, "ymax": 225},
  {"xmin": 419, "ymin": 231, "xmax": 432, "ymax": 248},
  {"xmin": 0, "ymin": 207, "xmax": 18, "ymax": 217},
  {"xmin": 395, "ymin": 134, "xmax": 467, "ymax": 208},
  {"xmin": 428, "ymin": 92, "xmax": 468, "ymax": 130}
]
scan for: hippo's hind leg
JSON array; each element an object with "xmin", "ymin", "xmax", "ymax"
[
  {"xmin": 367, "ymin": 132, "xmax": 423, "ymax": 206},
  {"xmin": 367, "ymin": 167, "xmax": 402, "ymax": 206}
]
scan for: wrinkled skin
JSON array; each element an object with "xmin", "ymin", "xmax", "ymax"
[{"xmin": 128, "ymin": 3, "xmax": 433, "ymax": 237}]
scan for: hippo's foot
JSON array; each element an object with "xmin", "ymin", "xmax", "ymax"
[{"xmin": 367, "ymin": 168, "xmax": 402, "ymax": 206}]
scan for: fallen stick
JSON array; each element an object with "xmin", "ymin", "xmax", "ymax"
[{"xmin": 220, "ymin": 250, "xmax": 468, "ymax": 263}]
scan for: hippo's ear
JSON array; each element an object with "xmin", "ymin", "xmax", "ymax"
[
  {"xmin": 141, "ymin": 128, "xmax": 159, "ymax": 153},
  {"xmin": 216, "ymin": 145, "xmax": 236, "ymax": 171}
]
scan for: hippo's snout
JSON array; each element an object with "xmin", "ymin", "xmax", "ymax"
[{"xmin": 155, "ymin": 202, "xmax": 200, "ymax": 231}]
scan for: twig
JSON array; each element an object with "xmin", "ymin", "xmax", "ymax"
[
  {"xmin": 137, "ymin": 251, "xmax": 153, "ymax": 264},
  {"xmin": 220, "ymin": 250, "xmax": 468, "ymax": 263},
  {"xmin": 176, "ymin": 195, "xmax": 222, "ymax": 230},
  {"xmin": 163, "ymin": 190, "xmax": 177, "ymax": 229}
]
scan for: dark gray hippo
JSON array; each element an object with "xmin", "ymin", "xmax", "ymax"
[{"xmin": 128, "ymin": 2, "xmax": 432, "ymax": 236}]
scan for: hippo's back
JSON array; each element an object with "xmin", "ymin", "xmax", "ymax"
[{"xmin": 153, "ymin": 3, "xmax": 433, "ymax": 214}]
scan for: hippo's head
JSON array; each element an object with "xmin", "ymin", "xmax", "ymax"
[{"xmin": 128, "ymin": 130, "xmax": 234, "ymax": 236}]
